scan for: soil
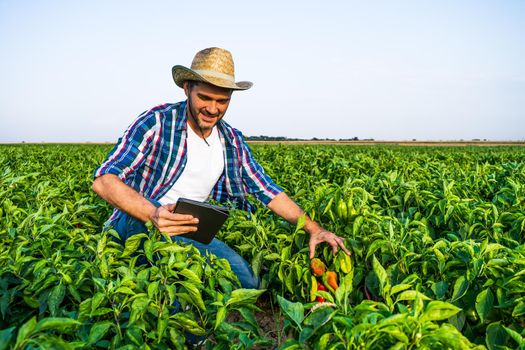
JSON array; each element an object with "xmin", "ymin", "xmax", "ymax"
[{"xmin": 226, "ymin": 293, "xmax": 287, "ymax": 345}]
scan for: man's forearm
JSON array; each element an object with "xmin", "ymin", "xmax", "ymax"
[
  {"xmin": 267, "ymin": 192, "xmax": 322, "ymax": 235},
  {"xmin": 92, "ymin": 174, "xmax": 156, "ymax": 222}
]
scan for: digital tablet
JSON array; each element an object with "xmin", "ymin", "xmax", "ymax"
[{"xmin": 173, "ymin": 198, "xmax": 229, "ymax": 244}]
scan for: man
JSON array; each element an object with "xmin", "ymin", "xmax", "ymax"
[{"xmin": 92, "ymin": 47, "xmax": 349, "ymax": 289}]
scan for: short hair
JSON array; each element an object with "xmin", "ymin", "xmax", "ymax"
[{"xmin": 187, "ymin": 80, "xmax": 198, "ymax": 91}]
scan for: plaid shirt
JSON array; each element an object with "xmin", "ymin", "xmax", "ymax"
[{"xmin": 94, "ymin": 100, "xmax": 282, "ymax": 228}]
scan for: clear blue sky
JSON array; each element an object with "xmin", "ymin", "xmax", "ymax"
[{"xmin": 1, "ymin": 0, "xmax": 523, "ymax": 142}]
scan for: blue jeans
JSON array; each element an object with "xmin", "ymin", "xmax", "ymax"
[{"xmin": 113, "ymin": 211, "xmax": 260, "ymax": 289}]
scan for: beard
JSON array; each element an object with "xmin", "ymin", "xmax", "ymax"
[{"xmin": 187, "ymin": 96, "xmax": 223, "ymax": 132}]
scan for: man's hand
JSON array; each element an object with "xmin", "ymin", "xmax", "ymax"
[
  {"xmin": 267, "ymin": 192, "xmax": 351, "ymax": 259},
  {"xmin": 92, "ymin": 175, "xmax": 199, "ymax": 235},
  {"xmin": 308, "ymin": 229, "xmax": 351, "ymax": 259},
  {"xmin": 150, "ymin": 204, "xmax": 199, "ymax": 236}
]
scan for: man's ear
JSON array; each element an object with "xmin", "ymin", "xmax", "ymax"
[{"xmin": 183, "ymin": 81, "xmax": 190, "ymax": 97}]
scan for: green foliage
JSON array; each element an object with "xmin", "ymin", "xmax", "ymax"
[
  {"xmin": 223, "ymin": 144, "xmax": 525, "ymax": 349},
  {"xmin": 1, "ymin": 143, "xmax": 525, "ymax": 349},
  {"xmin": 0, "ymin": 145, "xmax": 270, "ymax": 348}
]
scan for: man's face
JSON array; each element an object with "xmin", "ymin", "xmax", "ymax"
[{"xmin": 184, "ymin": 81, "xmax": 232, "ymax": 136}]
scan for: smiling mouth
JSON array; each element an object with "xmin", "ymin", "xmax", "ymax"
[{"xmin": 201, "ymin": 114, "xmax": 218, "ymax": 122}]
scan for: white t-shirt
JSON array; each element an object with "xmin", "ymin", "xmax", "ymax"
[{"xmin": 158, "ymin": 124, "xmax": 225, "ymax": 205}]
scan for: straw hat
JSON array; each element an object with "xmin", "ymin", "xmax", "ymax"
[{"xmin": 172, "ymin": 47, "xmax": 252, "ymax": 90}]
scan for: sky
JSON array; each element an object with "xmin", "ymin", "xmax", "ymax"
[{"xmin": 0, "ymin": 0, "xmax": 524, "ymax": 142}]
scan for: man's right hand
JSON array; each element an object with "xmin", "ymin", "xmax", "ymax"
[
  {"xmin": 92, "ymin": 175, "xmax": 199, "ymax": 235},
  {"xmin": 150, "ymin": 204, "xmax": 199, "ymax": 236}
]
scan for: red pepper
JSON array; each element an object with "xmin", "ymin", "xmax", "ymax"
[{"xmin": 316, "ymin": 281, "xmax": 327, "ymax": 302}]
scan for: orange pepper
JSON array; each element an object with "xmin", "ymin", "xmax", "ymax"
[
  {"xmin": 310, "ymin": 258, "xmax": 326, "ymax": 277},
  {"xmin": 325, "ymin": 271, "xmax": 339, "ymax": 291}
]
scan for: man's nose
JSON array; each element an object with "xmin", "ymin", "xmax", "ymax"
[{"xmin": 206, "ymin": 101, "xmax": 218, "ymax": 115}]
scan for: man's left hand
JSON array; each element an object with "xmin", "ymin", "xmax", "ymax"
[{"xmin": 308, "ymin": 229, "xmax": 351, "ymax": 259}]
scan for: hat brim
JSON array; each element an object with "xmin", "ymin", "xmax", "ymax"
[{"xmin": 172, "ymin": 65, "xmax": 252, "ymax": 91}]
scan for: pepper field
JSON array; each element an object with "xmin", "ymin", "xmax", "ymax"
[{"xmin": 1, "ymin": 144, "xmax": 524, "ymax": 349}]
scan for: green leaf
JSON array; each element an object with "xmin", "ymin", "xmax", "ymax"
[
  {"xmin": 129, "ymin": 297, "xmax": 149, "ymax": 324},
  {"xmin": 116, "ymin": 286, "xmax": 135, "ymax": 295},
  {"xmin": 67, "ymin": 284, "xmax": 82, "ymax": 303},
  {"xmin": 341, "ymin": 273, "xmax": 354, "ymax": 296},
  {"xmin": 296, "ymin": 215, "xmax": 306, "ymax": 232},
  {"xmin": 177, "ymin": 281, "xmax": 205, "ymax": 311},
  {"xmin": 263, "ymin": 253, "xmax": 281, "ymax": 261},
  {"xmin": 366, "ymin": 239, "xmax": 388, "ymax": 260},
  {"xmin": 279, "ymin": 338, "xmax": 302, "ymax": 350},
  {"xmin": 147, "ymin": 281, "xmax": 159, "ymax": 299},
  {"xmin": 144, "ymin": 239, "xmax": 154, "ymax": 262},
  {"xmin": 22, "ymin": 296, "xmax": 39, "ymax": 309},
  {"xmin": 512, "ymin": 301, "xmax": 525, "ymax": 317},
  {"xmin": 33, "ymin": 337, "xmax": 77, "ymax": 350},
  {"xmin": 251, "ymin": 251, "xmax": 264, "ymax": 277},
  {"xmin": 126, "ymin": 326, "xmax": 143, "ymax": 346},
  {"xmin": 316, "ymin": 291, "xmax": 334, "ymax": 303},
  {"xmin": 92, "ymin": 277, "xmax": 107, "ymax": 289},
  {"xmin": 214, "ymin": 307, "xmax": 227, "ymax": 330},
  {"xmin": 91, "ymin": 307, "xmax": 113, "ymax": 317},
  {"xmin": 475, "ymin": 288, "xmax": 494, "ymax": 323},
  {"xmin": 430, "ymin": 281, "xmax": 449, "ymax": 300},
  {"xmin": 36, "ymin": 317, "xmax": 81, "ymax": 332},
  {"xmin": 238, "ymin": 307, "xmax": 259, "ymax": 331},
  {"xmin": 396, "ymin": 290, "xmax": 430, "ymax": 302},
  {"xmin": 333, "ymin": 315, "xmax": 353, "ymax": 328},
  {"xmin": 285, "ymin": 271, "xmax": 295, "ymax": 294},
  {"xmin": 353, "ymin": 216, "xmax": 363, "ymax": 236},
  {"xmin": 48, "ymin": 284, "xmax": 66, "ymax": 316},
  {"xmin": 299, "ymin": 326, "xmax": 313, "ymax": 344},
  {"xmin": 372, "ymin": 255, "xmax": 390, "ymax": 296},
  {"xmin": 154, "ymin": 242, "xmax": 189, "ymax": 254},
  {"xmin": 225, "ymin": 288, "xmax": 265, "ymax": 307},
  {"xmin": 178, "ymin": 269, "xmax": 202, "ymax": 284},
  {"xmin": 96, "ymin": 234, "xmax": 107, "ymax": 256},
  {"xmin": 420, "ymin": 301, "xmax": 461, "ymax": 322},
  {"xmin": 448, "ymin": 310, "xmax": 466, "ymax": 332},
  {"xmin": 157, "ymin": 316, "xmax": 168, "ymax": 341},
  {"xmin": 0, "ymin": 292, "xmax": 10, "ymax": 319},
  {"xmin": 335, "ymin": 282, "xmax": 345, "ymax": 305},
  {"xmin": 169, "ymin": 328, "xmax": 185, "ymax": 350},
  {"xmin": 503, "ymin": 325, "xmax": 525, "ymax": 347},
  {"xmin": 451, "ymin": 276, "xmax": 469, "ymax": 302},
  {"xmin": 380, "ymin": 328, "xmax": 409, "ymax": 344},
  {"xmin": 172, "ymin": 313, "xmax": 206, "ymax": 336},
  {"xmin": 91, "ymin": 292, "xmax": 105, "ymax": 315},
  {"xmin": 0, "ymin": 327, "xmax": 16, "ymax": 350},
  {"xmin": 121, "ymin": 234, "xmax": 147, "ymax": 257},
  {"xmin": 99, "ymin": 255, "xmax": 109, "ymax": 278},
  {"xmin": 379, "ymin": 313, "xmax": 407, "ymax": 326},
  {"xmin": 15, "ymin": 316, "xmax": 37, "ymax": 349},
  {"xmin": 166, "ymin": 284, "xmax": 177, "ymax": 306},
  {"xmin": 303, "ymin": 306, "xmax": 335, "ymax": 329},
  {"xmin": 486, "ymin": 322, "xmax": 508, "ymax": 350},
  {"xmin": 276, "ymin": 295, "xmax": 304, "ymax": 329},
  {"xmin": 88, "ymin": 321, "xmax": 113, "ymax": 344},
  {"xmin": 390, "ymin": 284, "xmax": 412, "ymax": 295}
]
